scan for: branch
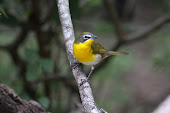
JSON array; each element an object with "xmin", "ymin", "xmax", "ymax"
[
  {"xmin": 94, "ymin": 14, "xmax": 170, "ymax": 74},
  {"xmin": 103, "ymin": 0, "xmax": 124, "ymax": 42},
  {"xmin": 57, "ymin": 0, "xmax": 106, "ymax": 112},
  {"xmin": 0, "ymin": 83, "xmax": 48, "ymax": 113},
  {"xmin": 152, "ymin": 95, "xmax": 170, "ymax": 113},
  {"xmin": 125, "ymin": 15, "xmax": 170, "ymax": 43},
  {"xmin": 8, "ymin": 24, "xmax": 29, "ymax": 65}
]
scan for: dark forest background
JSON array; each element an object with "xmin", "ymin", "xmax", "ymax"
[{"xmin": 0, "ymin": 0, "xmax": 170, "ymax": 113}]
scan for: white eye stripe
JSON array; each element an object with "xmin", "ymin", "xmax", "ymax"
[{"xmin": 83, "ymin": 34, "xmax": 91, "ymax": 38}]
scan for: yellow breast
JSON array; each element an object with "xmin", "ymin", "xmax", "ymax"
[{"xmin": 73, "ymin": 39, "xmax": 96, "ymax": 63}]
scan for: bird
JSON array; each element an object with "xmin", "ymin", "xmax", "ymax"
[{"xmin": 73, "ymin": 32, "xmax": 128, "ymax": 83}]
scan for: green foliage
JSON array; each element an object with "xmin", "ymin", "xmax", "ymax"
[
  {"xmin": 70, "ymin": 0, "xmax": 80, "ymax": 19},
  {"xmin": 81, "ymin": 0, "xmax": 102, "ymax": 14},
  {"xmin": 53, "ymin": 0, "xmax": 80, "ymax": 25},
  {"xmin": 0, "ymin": 31, "xmax": 17, "ymax": 45},
  {"xmin": 24, "ymin": 49, "xmax": 54, "ymax": 81},
  {"xmin": 38, "ymin": 96, "xmax": 50, "ymax": 109},
  {"xmin": 0, "ymin": 5, "xmax": 7, "ymax": 18},
  {"xmin": 0, "ymin": 51, "xmax": 16, "ymax": 84},
  {"xmin": 152, "ymin": 28, "xmax": 170, "ymax": 75},
  {"xmin": 39, "ymin": 58, "xmax": 54, "ymax": 73},
  {"xmin": 94, "ymin": 22, "xmax": 114, "ymax": 34},
  {"xmin": 36, "ymin": 83, "xmax": 45, "ymax": 97},
  {"xmin": 0, "ymin": 32, "xmax": 16, "ymax": 84},
  {"xmin": 154, "ymin": 53, "xmax": 170, "ymax": 72},
  {"xmin": 94, "ymin": 22, "xmax": 133, "ymax": 35},
  {"xmin": 154, "ymin": 0, "xmax": 170, "ymax": 12},
  {"xmin": 0, "ymin": 12, "xmax": 18, "ymax": 27},
  {"xmin": 24, "ymin": 48, "xmax": 39, "ymax": 62},
  {"xmin": 95, "ymin": 49, "xmax": 132, "ymax": 81},
  {"xmin": 53, "ymin": 6, "xmax": 61, "ymax": 25},
  {"xmin": 94, "ymin": 48, "xmax": 132, "ymax": 112}
]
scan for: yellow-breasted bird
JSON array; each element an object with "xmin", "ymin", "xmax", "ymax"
[{"xmin": 73, "ymin": 32, "xmax": 128, "ymax": 82}]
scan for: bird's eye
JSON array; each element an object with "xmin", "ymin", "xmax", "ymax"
[{"xmin": 85, "ymin": 36, "xmax": 90, "ymax": 39}]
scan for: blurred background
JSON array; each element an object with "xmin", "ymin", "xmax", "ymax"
[{"xmin": 0, "ymin": 0, "xmax": 170, "ymax": 113}]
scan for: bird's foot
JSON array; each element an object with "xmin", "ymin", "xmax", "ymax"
[
  {"xmin": 79, "ymin": 66, "xmax": 94, "ymax": 86},
  {"xmin": 79, "ymin": 79, "xmax": 90, "ymax": 86}
]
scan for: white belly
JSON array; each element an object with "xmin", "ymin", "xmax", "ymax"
[{"xmin": 82, "ymin": 54, "xmax": 102, "ymax": 66}]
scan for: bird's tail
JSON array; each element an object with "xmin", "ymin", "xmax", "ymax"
[
  {"xmin": 109, "ymin": 51, "xmax": 128, "ymax": 55},
  {"xmin": 102, "ymin": 51, "xmax": 128, "ymax": 59}
]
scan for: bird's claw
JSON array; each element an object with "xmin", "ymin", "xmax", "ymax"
[{"xmin": 79, "ymin": 79, "xmax": 90, "ymax": 86}]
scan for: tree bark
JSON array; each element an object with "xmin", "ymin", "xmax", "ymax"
[{"xmin": 0, "ymin": 83, "xmax": 48, "ymax": 113}]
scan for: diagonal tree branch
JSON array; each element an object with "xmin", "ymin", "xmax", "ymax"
[
  {"xmin": 57, "ymin": 0, "xmax": 107, "ymax": 113},
  {"xmin": 94, "ymin": 14, "xmax": 170, "ymax": 74},
  {"xmin": 125, "ymin": 14, "xmax": 170, "ymax": 43}
]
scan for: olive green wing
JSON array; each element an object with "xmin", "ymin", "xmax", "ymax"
[
  {"xmin": 91, "ymin": 42, "xmax": 109, "ymax": 59},
  {"xmin": 91, "ymin": 42, "xmax": 128, "ymax": 59}
]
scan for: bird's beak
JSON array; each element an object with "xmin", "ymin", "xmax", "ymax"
[{"xmin": 92, "ymin": 35, "xmax": 98, "ymax": 39}]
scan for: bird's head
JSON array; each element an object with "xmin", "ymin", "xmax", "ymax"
[{"xmin": 74, "ymin": 32, "xmax": 98, "ymax": 44}]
